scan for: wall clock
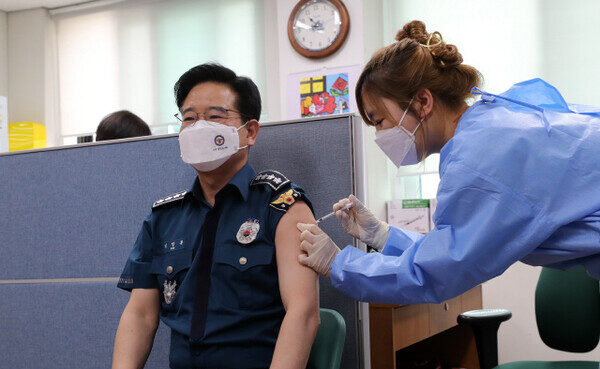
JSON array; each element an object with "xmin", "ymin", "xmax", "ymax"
[{"xmin": 287, "ymin": 0, "xmax": 350, "ymax": 59}]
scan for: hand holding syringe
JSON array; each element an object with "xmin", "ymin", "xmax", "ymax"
[{"xmin": 316, "ymin": 203, "xmax": 353, "ymax": 224}]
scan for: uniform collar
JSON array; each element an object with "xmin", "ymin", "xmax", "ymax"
[{"xmin": 187, "ymin": 163, "xmax": 256, "ymax": 203}]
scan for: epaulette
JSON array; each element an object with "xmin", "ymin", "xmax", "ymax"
[
  {"xmin": 152, "ymin": 190, "xmax": 187, "ymax": 209},
  {"xmin": 250, "ymin": 170, "xmax": 291, "ymax": 192}
]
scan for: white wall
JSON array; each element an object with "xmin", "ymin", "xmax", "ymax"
[
  {"xmin": 7, "ymin": 8, "xmax": 59, "ymax": 146},
  {"xmin": 270, "ymin": 0, "xmax": 392, "ymax": 222},
  {"xmin": 273, "ymin": 0, "xmax": 365, "ymax": 119},
  {"xmin": 0, "ymin": 10, "xmax": 7, "ymax": 97},
  {"xmin": 540, "ymin": 0, "xmax": 600, "ymax": 106},
  {"xmin": 7, "ymin": 9, "xmax": 47, "ymax": 124}
]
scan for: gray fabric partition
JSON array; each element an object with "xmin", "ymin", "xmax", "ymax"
[{"xmin": 0, "ymin": 115, "xmax": 360, "ymax": 369}]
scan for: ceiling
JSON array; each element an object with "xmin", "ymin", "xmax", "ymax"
[{"xmin": 0, "ymin": 0, "xmax": 93, "ymax": 12}]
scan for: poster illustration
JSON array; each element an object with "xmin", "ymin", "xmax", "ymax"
[{"xmin": 300, "ymin": 73, "xmax": 350, "ymax": 118}]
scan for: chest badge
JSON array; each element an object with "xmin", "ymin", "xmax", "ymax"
[
  {"xmin": 236, "ymin": 219, "xmax": 260, "ymax": 245},
  {"xmin": 163, "ymin": 280, "xmax": 177, "ymax": 304}
]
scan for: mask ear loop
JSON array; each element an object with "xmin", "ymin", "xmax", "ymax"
[
  {"xmin": 396, "ymin": 96, "xmax": 417, "ymax": 137},
  {"xmin": 236, "ymin": 121, "xmax": 250, "ymax": 150}
]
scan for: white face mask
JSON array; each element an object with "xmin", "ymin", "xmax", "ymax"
[
  {"xmin": 374, "ymin": 98, "xmax": 424, "ymax": 167},
  {"xmin": 178, "ymin": 120, "xmax": 248, "ymax": 172}
]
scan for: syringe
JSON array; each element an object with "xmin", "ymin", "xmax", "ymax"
[{"xmin": 316, "ymin": 203, "xmax": 352, "ymax": 224}]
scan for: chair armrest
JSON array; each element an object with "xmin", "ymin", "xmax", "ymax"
[{"xmin": 457, "ymin": 309, "xmax": 512, "ymax": 369}]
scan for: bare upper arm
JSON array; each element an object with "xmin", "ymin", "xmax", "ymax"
[
  {"xmin": 275, "ymin": 201, "xmax": 319, "ymax": 312},
  {"xmin": 126, "ymin": 288, "xmax": 160, "ymax": 321}
]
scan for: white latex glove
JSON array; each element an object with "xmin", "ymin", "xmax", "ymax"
[
  {"xmin": 297, "ymin": 223, "xmax": 341, "ymax": 277},
  {"xmin": 333, "ymin": 194, "xmax": 390, "ymax": 250}
]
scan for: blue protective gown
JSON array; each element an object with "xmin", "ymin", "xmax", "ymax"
[{"xmin": 330, "ymin": 78, "xmax": 600, "ymax": 305}]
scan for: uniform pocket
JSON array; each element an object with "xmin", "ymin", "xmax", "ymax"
[
  {"xmin": 214, "ymin": 246, "xmax": 279, "ymax": 310},
  {"xmin": 151, "ymin": 250, "xmax": 193, "ymax": 310}
]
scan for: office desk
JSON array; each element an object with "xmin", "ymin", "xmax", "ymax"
[{"xmin": 369, "ymin": 286, "xmax": 482, "ymax": 369}]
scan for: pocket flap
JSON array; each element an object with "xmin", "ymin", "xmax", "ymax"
[
  {"xmin": 150, "ymin": 250, "xmax": 193, "ymax": 276},
  {"xmin": 215, "ymin": 247, "xmax": 273, "ymax": 272}
]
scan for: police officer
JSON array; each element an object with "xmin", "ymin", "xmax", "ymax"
[{"xmin": 112, "ymin": 64, "xmax": 320, "ymax": 369}]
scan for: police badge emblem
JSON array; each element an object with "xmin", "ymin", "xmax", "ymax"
[
  {"xmin": 163, "ymin": 280, "xmax": 177, "ymax": 304},
  {"xmin": 236, "ymin": 219, "xmax": 260, "ymax": 245}
]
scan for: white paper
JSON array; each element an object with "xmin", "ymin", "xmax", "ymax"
[{"xmin": 387, "ymin": 199, "xmax": 431, "ymax": 234}]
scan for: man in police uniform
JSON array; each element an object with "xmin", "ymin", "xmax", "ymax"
[{"xmin": 112, "ymin": 64, "xmax": 320, "ymax": 369}]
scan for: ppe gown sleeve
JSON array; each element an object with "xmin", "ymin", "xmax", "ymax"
[
  {"xmin": 329, "ymin": 162, "xmax": 548, "ymax": 305},
  {"xmin": 380, "ymin": 226, "xmax": 425, "ymax": 257}
]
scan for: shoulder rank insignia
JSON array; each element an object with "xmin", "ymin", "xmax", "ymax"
[
  {"xmin": 153, "ymin": 190, "xmax": 187, "ymax": 209},
  {"xmin": 250, "ymin": 170, "xmax": 291, "ymax": 192},
  {"xmin": 270, "ymin": 188, "xmax": 301, "ymax": 212}
]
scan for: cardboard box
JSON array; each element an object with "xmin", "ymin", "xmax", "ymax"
[{"xmin": 387, "ymin": 199, "xmax": 430, "ymax": 234}]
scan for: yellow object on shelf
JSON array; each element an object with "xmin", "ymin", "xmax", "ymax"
[{"xmin": 8, "ymin": 122, "xmax": 46, "ymax": 151}]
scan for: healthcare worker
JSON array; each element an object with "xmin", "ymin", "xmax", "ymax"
[{"xmin": 297, "ymin": 20, "xmax": 600, "ymax": 305}]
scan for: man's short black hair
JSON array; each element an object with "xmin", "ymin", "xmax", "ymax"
[
  {"xmin": 174, "ymin": 63, "xmax": 261, "ymax": 122},
  {"xmin": 96, "ymin": 110, "xmax": 151, "ymax": 141}
]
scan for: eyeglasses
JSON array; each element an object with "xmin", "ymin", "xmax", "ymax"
[{"xmin": 174, "ymin": 106, "xmax": 245, "ymax": 124}]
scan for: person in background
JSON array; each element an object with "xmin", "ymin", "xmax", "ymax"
[
  {"xmin": 112, "ymin": 63, "xmax": 320, "ymax": 369},
  {"xmin": 95, "ymin": 110, "xmax": 151, "ymax": 141}
]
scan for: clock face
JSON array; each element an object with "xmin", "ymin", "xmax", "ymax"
[{"xmin": 292, "ymin": 0, "xmax": 342, "ymax": 52}]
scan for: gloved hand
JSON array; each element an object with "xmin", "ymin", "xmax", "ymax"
[
  {"xmin": 297, "ymin": 223, "xmax": 341, "ymax": 277},
  {"xmin": 333, "ymin": 194, "xmax": 390, "ymax": 250}
]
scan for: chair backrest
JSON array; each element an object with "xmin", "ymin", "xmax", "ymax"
[
  {"xmin": 535, "ymin": 266, "xmax": 600, "ymax": 352},
  {"xmin": 308, "ymin": 308, "xmax": 347, "ymax": 369}
]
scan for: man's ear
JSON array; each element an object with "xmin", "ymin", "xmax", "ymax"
[{"xmin": 245, "ymin": 119, "xmax": 260, "ymax": 147}]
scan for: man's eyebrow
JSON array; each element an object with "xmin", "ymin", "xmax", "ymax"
[
  {"xmin": 208, "ymin": 106, "xmax": 229, "ymax": 111},
  {"xmin": 181, "ymin": 107, "xmax": 195, "ymax": 114}
]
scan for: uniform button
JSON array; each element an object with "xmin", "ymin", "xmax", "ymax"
[
  {"xmin": 166, "ymin": 265, "xmax": 174, "ymax": 274},
  {"xmin": 239, "ymin": 257, "xmax": 247, "ymax": 265}
]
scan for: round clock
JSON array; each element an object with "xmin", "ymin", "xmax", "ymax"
[{"xmin": 287, "ymin": 0, "xmax": 350, "ymax": 59}]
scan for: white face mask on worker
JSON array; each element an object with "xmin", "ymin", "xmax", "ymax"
[
  {"xmin": 374, "ymin": 98, "xmax": 423, "ymax": 167},
  {"xmin": 178, "ymin": 120, "xmax": 248, "ymax": 172}
]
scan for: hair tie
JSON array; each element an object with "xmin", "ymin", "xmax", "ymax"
[{"xmin": 421, "ymin": 31, "xmax": 443, "ymax": 48}]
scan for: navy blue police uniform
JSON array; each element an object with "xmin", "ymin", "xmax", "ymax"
[{"xmin": 117, "ymin": 163, "xmax": 313, "ymax": 369}]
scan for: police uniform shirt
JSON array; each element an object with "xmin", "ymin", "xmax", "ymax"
[{"xmin": 117, "ymin": 164, "xmax": 313, "ymax": 369}]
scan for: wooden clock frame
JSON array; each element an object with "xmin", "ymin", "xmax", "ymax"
[{"xmin": 287, "ymin": 0, "xmax": 350, "ymax": 59}]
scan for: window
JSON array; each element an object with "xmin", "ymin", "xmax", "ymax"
[{"xmin": 54, "ymin": 0, "xmax": 266, "ymax": 141}]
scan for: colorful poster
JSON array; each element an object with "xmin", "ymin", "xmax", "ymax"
[
  {"xmin": 286, "ymin": 65, "xmax": 362, "ymax": 120},
  {"xmin": 300, "ymin": 73, "xmax": 350, "ymax": 118},
  {"xmin": 0, "ymin": 96, "xmax": 7, "ymax": 153}
]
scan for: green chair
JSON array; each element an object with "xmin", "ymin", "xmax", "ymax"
[
  {"xmin": 458, "ymin": 266, "xmax": 600, "ymax": 369},
  {"xmin": 307, "ymin": 308, "xmax": 346, "ymax": 369}
]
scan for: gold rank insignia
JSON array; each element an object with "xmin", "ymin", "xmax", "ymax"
[{"xmin": 270, "ymin": 189, "xmax": 301, "ymax": 212}]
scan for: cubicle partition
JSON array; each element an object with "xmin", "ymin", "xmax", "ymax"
[{"xmin": 0, "ymin": 114, "xmax": 369, "ymax": 369}]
